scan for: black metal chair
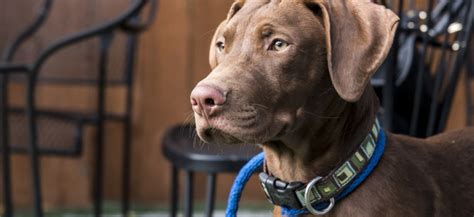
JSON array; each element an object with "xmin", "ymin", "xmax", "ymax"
[
  {"xmin": 0, "ymin": 0, "xmax": 157, "ymax": 216},
  {"xmin": 162, "ymin": 124, "xmax": 261, "ymax": 217},
  {"xmin": 373, "ymin": 0, "xmax": 473, "ymax": 137}
]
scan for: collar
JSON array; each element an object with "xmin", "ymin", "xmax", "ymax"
[{"xmin": 259, "ymin": 118, "xmax": 385, "ymax": 216}]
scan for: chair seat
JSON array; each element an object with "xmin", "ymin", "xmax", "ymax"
[{"xmin": 162, "ymin": 124, "xmax": 262, "ymax": 173}]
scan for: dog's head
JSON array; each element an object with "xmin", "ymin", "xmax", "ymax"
[{"xmin": 191, "ymin": 0, "xmax": 398, "ymax": 145}]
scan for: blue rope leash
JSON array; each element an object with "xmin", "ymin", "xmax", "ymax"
[
  {"xmin": 226, "ymin": 129, "xmax": 386, "ymax": 217},
  {"xmin": 226, "ymin": 152, "xmax": 265, "ymax": 217}
]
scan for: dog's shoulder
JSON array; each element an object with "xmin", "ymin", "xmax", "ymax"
[
  {"xmin": 424, "ymin": 127, "xmax": 474, "ymax": 145},
  {"xmin": 422, "ymin": 127, "xmax": 474, "ymax": 163},
  {"xmin": 382, "ymin": 129, "xmax": 474, "ymax": 216},
  {"xmin": 386, "ymin": 127, "xmax": 474, "ymax": 151},
  {"xmin": 413, "ymin": 128, "xmax": 474, "ymax": 215}
]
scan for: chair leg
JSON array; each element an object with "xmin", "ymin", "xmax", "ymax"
[
  {"xmin": 121, "ymin": 31, "xmax": 138, "ymax": 217},
  {"xmin": 121, "ymin": 131, "xmax": 131, "ymax": 217},
  {"xmin": 93, "ymin": 137, "xmax": 104, "ymax": 217},
  {"xmin": 0, "ymin": 137, "xmax": 13, "ymax": 217},
  {"xmin": 30, "ymin": 149, "xmax": 43, "ymax": 217},
  {"xmin": 170, "ymin": 166, "xmax": 179, "ymax": 217},
  {"xmin": 183, "ymin": 170, "xmax": 194, "ymax": 217},
  {"xmin": 204, "ymin": 173, "xmax": 217, "ymax": 217},
  {"xmin": 94, "ymin": 33, "xmax": 113, "ymax": 217},
  {"xmin": 26, "ymin": 80, "xmax": 44, "ymax": 217},
  {"xmin": 0, "ymin": 76, "xmax": 13, "ymax": 217}
]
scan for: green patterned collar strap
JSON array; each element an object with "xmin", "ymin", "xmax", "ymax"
[{"xmin": 259, "ymin": 118, "xmax": 382, "ymax": 211}]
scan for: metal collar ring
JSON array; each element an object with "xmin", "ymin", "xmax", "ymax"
[{"xmin": 304, "ymin": 176, "xmax": 336, "ymax": 215}]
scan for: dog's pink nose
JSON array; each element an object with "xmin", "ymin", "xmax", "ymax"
[{"xmin": 190, "ymin": 85, "xmax": 226, "ymax": 116}]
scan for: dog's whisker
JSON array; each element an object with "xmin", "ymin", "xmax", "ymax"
[
  {"xmin": 199, "ymin": 103, "xmax": 212, "ymax": 126},
  {"xmin": 183, "ymin": 112, "xmax": 196, "ymax": 125}
]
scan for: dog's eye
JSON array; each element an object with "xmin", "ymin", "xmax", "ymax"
[
  {"xmin": 216, "ymin": 41, "xmax": 225, "ymax": 52},
  {"xmin": 269, "ymin": 39, "xmax": 289, "ymax": 51}
]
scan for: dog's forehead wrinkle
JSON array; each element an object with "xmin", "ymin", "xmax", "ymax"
[
  {"xmin": 233, "ymin": 0, "xmax": 285, "ymax": 24},
  {"xmin": 261, "ymin": 25, "xmax": 273, "ymax": 37},
  {"xmin": 236, "ymin": 0, "xmax": 270, "ymax": 16}
]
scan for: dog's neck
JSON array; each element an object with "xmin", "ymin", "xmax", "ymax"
[{"xmin": 262, "ymin": 87, "xmax": 379, "ymax": 183}]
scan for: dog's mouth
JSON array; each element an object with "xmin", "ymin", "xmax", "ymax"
[
  {"xmin": 198, "ymin": 126, "xmax": 244, "ymax": 144},
  {"xmin": 193, "ymin": 103, "xmax": 296, "ymax": 145},
  {"xmin": 194, "ymin": 114, "xmax": 289, "ymax": 145}
]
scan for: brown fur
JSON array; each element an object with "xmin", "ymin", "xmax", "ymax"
[{"xmin": 190, "ymin": 0, "xmax": 474, "ymax": 216}]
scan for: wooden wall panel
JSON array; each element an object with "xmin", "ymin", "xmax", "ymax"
[{"xmin": 130, "ymin": 0, "xmax": 190, "ymax": 202}]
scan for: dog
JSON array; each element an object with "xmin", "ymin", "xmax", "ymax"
[{"xmin": 190, "ymin": 0, "xmax": 474, "ymax": 216}]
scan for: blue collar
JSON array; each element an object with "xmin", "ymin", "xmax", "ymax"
[{"xmin": 226, "ymin": 122, "xmax": 386, "ymax": 217}]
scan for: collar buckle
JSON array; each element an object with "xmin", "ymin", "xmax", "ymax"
[{"xmin": 259, "ymin": 172, "xmax": 305, "ymax": 209}]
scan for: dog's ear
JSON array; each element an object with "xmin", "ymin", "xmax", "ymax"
[
  {"xmin": 305, "ymin": 0, "xmax": 399, "ymax": 102},
  {"xmin": 227, "ymin": 0, "xmax": 245, "ymax": 20}
]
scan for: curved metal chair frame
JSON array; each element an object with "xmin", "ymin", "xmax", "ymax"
[
  {"xmin": 377, "ymin": 0, "xmax": 473, "ymax": 137},
  {"xmin": 0, "ymin": 0, "xmax": 158, "ymax": 216}
]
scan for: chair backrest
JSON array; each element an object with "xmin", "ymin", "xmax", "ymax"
[
  {"xmin": 372, "ymin": 0, "xmax": 473, "ymax": 138},
  {"xmin": 0, "ymin": 1, "xmax": 157, "ymax": 216},
  {"xmin": 0, "ymin": 0, "xmax": 156, "ymax": 155}
]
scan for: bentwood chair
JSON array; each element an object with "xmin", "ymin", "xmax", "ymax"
[{"xmin": 0, "ymin": 0, "xmax": 157, "ymax": 216}]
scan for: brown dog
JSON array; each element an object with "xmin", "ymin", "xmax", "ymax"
[{"xmin": 190, "ymin": 0, "xmax": 474, "ymax": 216}]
